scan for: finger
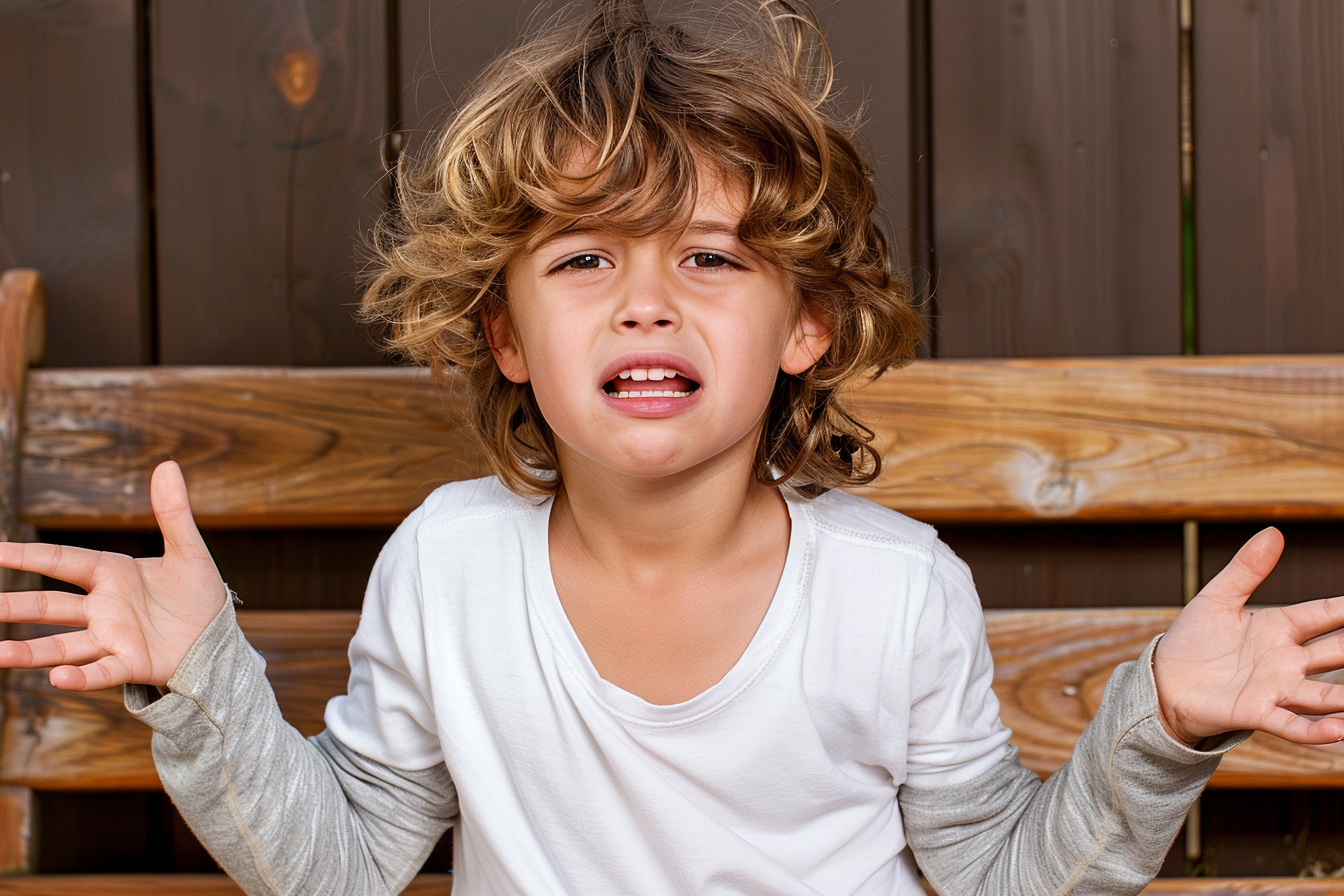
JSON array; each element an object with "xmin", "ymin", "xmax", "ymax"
[
  {"xmin": 150, "ymin": 461, "xmax": 210, "ymax": 563},
  {"xmin": 1281, "ymin": 595, "xmax": 1344, "ymax": 645},
  {"xmin": 1196, "ymin": 527, "xmax": 1285, "ymax": 609},
  {"xmin": 1279, "ymin": 679, "xmax": 1344, "ymax": 715},
  {"xmin": 0, "ymin": 590, "xmax": 88, "ymax": 626},
  {"xmin": 0, "ymin": 630, "xmax": 102, "ymax": 670},
  {"xmin": 1305, "ymin": 627, "xmax": 1344, "ymax": 674},
  {"xmin": 1255, "ymin": 705, "xmax": 1344, "ymax": 744},
  {"xmin": 0, "ymin": 542, "xmax": 102, "ymax": 589},
  {"xmin": 50, "ymin": 655, "xmax": 135, "ymax": 691}
]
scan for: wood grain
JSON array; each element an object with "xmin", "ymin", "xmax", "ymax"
[
  {"xmin": 15, "ymin": 356, "xmax": 1344, "ymax": 530},
  {"xmin": 1, "ymin": 271, "xmax": 43, "ymax": 546},
  {"xmin": 931, "ymin": 0, "xmax": 1181, "ymax": 357},
  {"xmin": 151, "ymin": 0, "xmax": 389, "ymax": 365},
  {"xmin": 0, "ymin": 612, "xmax": 357, "ymax": 791},
  {"xmin": 1195, "ymin": 0, "xmax": 1344, "ymax": 353},
  {"xmin": 19, "ymin": 367, "xmax": 487, "ymax": 530},
  {"xmin": 0, "ymin": 873, "xmax": 453, "ymax": 894},
  {"xmin": 985, "ymin": 609, "xmax": 1344, "ymax": 788},
  {"xmin": 852, "ymin": 356, "xmax": 1344, "ymax": 522},
  {"xmin": 0, "ymin": 1, "xmax": 147, "ymax": 367},
  {"xmin": 0, "ymin": 786, "xmax": 33, "ymax": 874}
]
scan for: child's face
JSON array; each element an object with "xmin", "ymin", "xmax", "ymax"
[{"xmin": 489, "ymin": 170, "xmax": 831, "ymax": 484}]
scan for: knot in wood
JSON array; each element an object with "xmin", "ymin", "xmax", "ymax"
[
  {"xmin": 276, "ymin": 50, "xmax": 320, "ymax": 109},
  {"xmin": 1034, "ymin": 470, "xmax": 1080, "ymax": 514}
]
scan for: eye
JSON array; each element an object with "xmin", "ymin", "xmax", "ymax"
[
  {"xmin": 685, "ymin": 252, "xmax": 736, "ymax": 269},
  {"xmin": 552, "ymin": 253, "xmax": 611, "ymax": 272}
]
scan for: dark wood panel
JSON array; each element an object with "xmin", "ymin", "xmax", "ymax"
[
  {"xmin": 1201, "ymin": 523, "xmax": 1344, "ymax": 606},
  {"xmin": 932, "ymin": 0, "xmax": 1181, "ymax": 357},
  {"xmin": 809, "ymin": 1, "xmax": 916, "ymax": 278},
  {"xmin": 1195, "ymin": 1, "xmax": 1344, "ymax": 353},
  {"xmin": 398, "ymin": 0, "xmax": 919, "ymax": 274},
  {"xmin": 940, "ymin": 524, "xmax": 1182, "ymax": 609},
  {"xmin": 1199, "ymin": 790, "xmax": 1344, "ymax": 878},
  {"xmin": 397, "ymin": 0, "xmax": 548, "ymax": 152},
  {"xmin": 151, "ymin": 0, "xmax": 389, "ymax": 365},
  {"xmin": 0, "ymin": 1, "xmax": 147, "ymax": 366}
]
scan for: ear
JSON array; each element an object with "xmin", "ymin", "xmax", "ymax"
[
  {"xmin": 482, "ymin": 309, "xmax": 530, "ymax": 383},
  {"xmin": 780, "ymin": 306, "xmax": 832, "ymax": 375}
]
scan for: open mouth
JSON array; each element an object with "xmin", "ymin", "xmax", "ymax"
[{"xmin": 603, "ymin": 366, "xmax": 701, "ymax": 399}]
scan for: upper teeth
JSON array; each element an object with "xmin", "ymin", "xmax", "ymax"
[{"xmin": 617, "ymin": 367, "xmax": 679, "ymax": 382}]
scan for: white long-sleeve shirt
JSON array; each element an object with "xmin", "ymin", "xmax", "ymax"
[{"xmin": 128, "ymin": 477, "xmax": 1241, "ymax": 895}]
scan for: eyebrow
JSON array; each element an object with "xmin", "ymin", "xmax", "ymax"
[
  {"xmin": 531, "ymin": 219, "xmax": 742, "ymax": 254},
  {"xmin": 682, "ymin": 220, "xmax": 740, "ymax": 237}
]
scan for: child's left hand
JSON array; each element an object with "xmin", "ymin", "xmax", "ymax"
[{"xmin": 1153, "ymin": 527, "xmax": 1344, "ymax": 747}]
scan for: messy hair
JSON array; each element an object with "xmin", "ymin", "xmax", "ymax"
[{"xmin": 362, "ymin": 0, "xmax": 921, "ymax": 497}]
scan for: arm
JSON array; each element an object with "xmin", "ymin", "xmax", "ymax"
[
  {"xmin": 0, "ymin": 461, "xmax": 456, "ymax": 895},
  {"xmin": 126, "ymin": 599, "xmax": 456, "ymax": 896},
  {"xmin": 903, "ymin": 529, "xmax": 1344, "ymax": 896},
  {"xmin": 901, "ymin": 638, "xmax": 1243, "ymax": 896}
]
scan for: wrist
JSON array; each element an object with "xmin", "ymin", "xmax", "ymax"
[{"xmin": 1151, "ymin": 636, "xmax": 1203, "ymax": 748}]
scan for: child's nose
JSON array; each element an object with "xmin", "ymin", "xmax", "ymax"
[{"xmin": 613, "ymin": 271, "xmax": 680, "ymax": 332}]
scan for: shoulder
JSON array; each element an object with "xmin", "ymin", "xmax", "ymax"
[
  {"xmin": 796, "ymin": 489, "xmax": 979, "ymax": 615},
  {"xmin": 387, "ymin": 476, "xmax": 537, "ymax": 547},
  {"xmin": 415, "ymin": 475, "xmax": 537, "ymax": 528},
  {"xmin": 370, "ymin": 476, "xmax": 540, "ymax": 588},
  {"xmin": 800, "ymin": 488, "xmax": 939, "ymax": 563}
]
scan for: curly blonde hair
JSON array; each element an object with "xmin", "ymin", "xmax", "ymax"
[{"xmin": 362, "ymin": 0, "xmax": 920, "ymax": 497}]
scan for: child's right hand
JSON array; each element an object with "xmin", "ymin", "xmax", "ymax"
[{"xmin": 0, "ymin": 461, "xmax": 228, "ymax": 691}]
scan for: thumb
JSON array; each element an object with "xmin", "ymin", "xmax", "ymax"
[
  {"xmin": 1197, "ymin": 526, "xmax": 1284, "ymax": 609},
  {"xmin": 150, "ymin": 461, "xmax": 208, "ymax": 560}
]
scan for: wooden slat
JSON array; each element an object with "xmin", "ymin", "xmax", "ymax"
[
  {"xmin": 852, "ymin": 356, "xmax": 1344, "ymax": 522},
  {"xmin": 5, "ymin": 608, "xmax": 1343, "ymax": 792},
  {"xmin": 920, "ymin": 880, "xmax": 1344, "ymax": 895},
  {"xmin": 987, "ymin": 609, "xmax": 1344, "ymax": 788},
  {"xmin": 0, "ymin": 873, "xmax": 453, "ymax": 894},
  {"xmin": 16, "ymin": 356, "xmax": 1344, "ymax": 529},
  {"xmin": 0, "ymin": 787, "xmax": 33, "ymax": 874},
  {"xmin": 0, "ymin": 612, "xmax": 357, "ymax": 791},
  {"xmin": 930, "ymin": 0, "xmax": 1181, "ymax": 356},
  {"xmin": 19, "ymin": 367, "xmax": 488, "ymax": 530},
  {"xmin": 1141, "ymin": 884, "xmax": 1344, "ymax": 895}
]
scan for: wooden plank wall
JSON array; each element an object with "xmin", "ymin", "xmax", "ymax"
[
  {"xmin": 1190, "ymin": 1, "xmax": 1344, "ymax": 876},
  {"xmin": 0, "ymin": 1, "xmax": 148, "ymax": 366},
  {"xmin": 3, "ymin": 0, "xmax": 1344, "ymax": 880}
]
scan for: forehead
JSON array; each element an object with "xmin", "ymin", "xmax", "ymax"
[{"xmin": 521, "ymin": 153, "xmax": 748, "ymax": 251}]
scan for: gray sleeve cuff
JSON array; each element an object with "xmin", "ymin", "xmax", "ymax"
[
  {"xmin": 123, "ymin": 596, "xmax": 253, "ymax": 726},
  {"xmin": 1122, "ymin": 635, "xmax": 1252, "ymax": 763}
]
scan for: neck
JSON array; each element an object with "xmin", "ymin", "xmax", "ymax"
[{"xmin": 550, "ymin": 439, "xmax": 786, "ymax": 584}]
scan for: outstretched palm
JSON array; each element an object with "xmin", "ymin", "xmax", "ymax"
[
  {"xmin": 0, "ymin": 461, "xmax": 227, "ymax": 690},
  {"xmin": 1154, "ymin": 527, "xmax": 1344, "ymax": 746}
]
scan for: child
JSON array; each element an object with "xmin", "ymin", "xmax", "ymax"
[{"xmin": 2, "ymin": 1, "xmax": 1343, "ymax": 893}]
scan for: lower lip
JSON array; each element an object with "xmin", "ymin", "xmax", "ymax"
[{"xmin": 601, "ymin": 388, "xmax": 702, "ymax": 418}]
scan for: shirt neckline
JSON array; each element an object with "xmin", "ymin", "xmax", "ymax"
[{"xmin": 525, "ymin": 488, "xmax": 812, "ymax": 727}]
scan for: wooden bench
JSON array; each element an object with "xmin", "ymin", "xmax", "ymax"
[{"xmin": 4, "ymin": 267, "xmax": 1344, "ymax": 893}]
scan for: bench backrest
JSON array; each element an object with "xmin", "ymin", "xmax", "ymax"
[{"xmin": 4, "ymin": 268, "xmax": 1344, "ymax": 877}]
